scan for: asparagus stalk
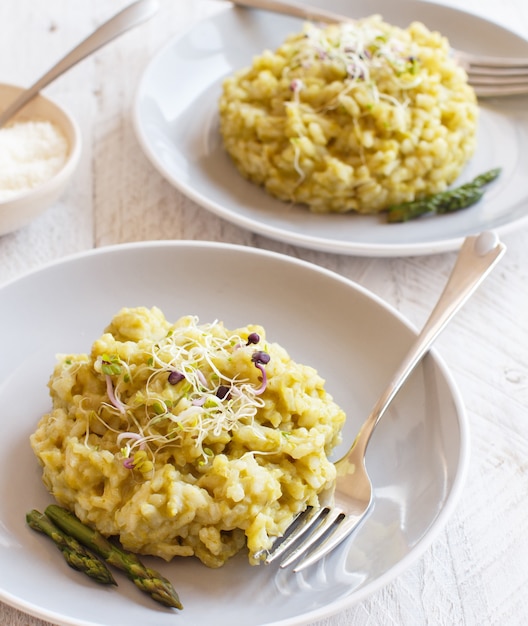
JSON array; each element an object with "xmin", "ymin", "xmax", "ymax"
[
  {"xmin": 26, "ymin": 509, "xmax": 116, "ymax": 586},
  {"xmin": 387, "ymin": 167, "xmax": 501, "ymax": 223},
  {"xmin": 45, "ymin": 505, "xmax": 182, "ymax": 610}
]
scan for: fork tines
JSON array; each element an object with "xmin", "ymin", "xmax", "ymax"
[
  {"xmin": 470, "ymin": 81, "xmax": 528, "ymax": 97},
  {"xmin": 455, "ymin": 50, "xmax": 528, "ymax": 96},
  {"xmin": 259, "ymin": 502, "xmax": 369, "ymax": 573}
]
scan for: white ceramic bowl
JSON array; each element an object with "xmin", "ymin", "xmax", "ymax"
[
  {"xmin": 0, "ymin": 83, "xmax": 81, "ymax": 236},
  {"xmin": 0, "ymin": 241, "xmax": 469, "ymax": 626}
]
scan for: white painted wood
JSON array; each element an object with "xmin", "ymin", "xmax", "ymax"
[{"xmin": 1, "ymin": 1, "xmax": 527, "ymax": 624}]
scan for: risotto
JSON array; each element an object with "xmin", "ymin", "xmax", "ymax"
[
  {"xmin": 219, "ymin": 15, "xmax": 478, "ymax": 214},
  {"xmin": 30, "ymin": 307, "xmax": 345, "ymax": 568}
]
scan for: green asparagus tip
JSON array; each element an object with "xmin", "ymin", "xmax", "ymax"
[
  {"xmin": 386, "ymin": 166, "xmax": 502, "ymax": 223},
  {"xmin": 472, "ymin": 167, "xmax": 502, "ymax": 187}
]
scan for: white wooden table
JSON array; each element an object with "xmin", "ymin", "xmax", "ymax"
[{"xmin": 1, "ymin": 1, "xmax": 528, "ymax": 624}]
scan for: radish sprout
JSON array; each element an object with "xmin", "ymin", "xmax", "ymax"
[
  {"xmin": 91, "ymin": 318, "xmax": 274, "ymax": 471},
  {"xmin": 251, "ymin": 351, "xmax": 271, "ymax": 395}
]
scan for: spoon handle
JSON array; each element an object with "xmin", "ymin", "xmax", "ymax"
[
  {"xmin": 227, "ymin": 0, "xmax": 347, "ymax": 23},
  {"xmin": 353, "ymin": 231, "xmax": 506, "ymax": 457},
  {"xmin": 0, "ymin": 0, "xmax": 159, "ymax": 128}
]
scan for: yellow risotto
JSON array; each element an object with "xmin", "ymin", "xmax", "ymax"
[
  {"xmin": 30, "ymin": 307, "xmax": 345, "ymax": 568},
  {"xmin": 219, "ymin": 15, "xmax": 478, "ymax": 214}
]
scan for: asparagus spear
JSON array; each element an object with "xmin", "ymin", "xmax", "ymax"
[
  {"xmin": 26, "ymin": 509, "xmax": 116, "ymax": 586},
  {"xmin": 45, "ymin": 505, "xmax": 182, "ymax": 610},
  {"xmin": 387, "ymin": 167, "xmax": 501, "ymax": 223}
]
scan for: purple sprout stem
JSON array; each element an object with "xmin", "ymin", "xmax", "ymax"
[
  {"xmin": 116, "ymin": 432, "xmax": 146, "ymax": 450},
  {"xmin": 123, "ymin": 457, "xmax": 135, "ymax": 469},
  {"xmin": 253, "ymin": 363, "xmax": 268, "ymax": 395},
  {"xmin": 105, "ymin": 374, "xmax": 126, "ymax": 414}
]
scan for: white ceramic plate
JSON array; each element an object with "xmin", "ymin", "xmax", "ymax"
[
  {"xmin": 0, "ymin": 241, "xmax": 468, "ymax": 625},
  {"xmin": 133, "ymin": 0, "xmax": 528, "ymax": 257}
]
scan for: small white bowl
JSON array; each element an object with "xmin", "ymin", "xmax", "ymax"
[{"xmin": 0, "ymin": 83, "xmax": 82, "ymax": 236}]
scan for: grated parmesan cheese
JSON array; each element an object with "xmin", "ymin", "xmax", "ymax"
[{"xmin": 0, "ymin": 120, "xmax": 69, "ymax": 201}]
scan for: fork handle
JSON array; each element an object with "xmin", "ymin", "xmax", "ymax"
[
  {"xmin": 348, "ymin": 231, "xmax": 505, "ymax": 461},
  {"xmin": 226, "ymin": 0, "xmax": 348, "ymax": 24}
]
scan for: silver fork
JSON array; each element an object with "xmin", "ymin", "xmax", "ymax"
[
  {"xmin": 454, "ymin": 51, "xmax": 528, "ymax": 97},
  {"xmin": 226, "ymin": 0, "xmax": 528, "ymax": 98},
  {"xmin": 259, "ymin": 231, "xmax": 505, "ymax": 572}
]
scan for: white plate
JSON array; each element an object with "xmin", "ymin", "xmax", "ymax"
[
  {"xmin": 0, "ymin": 241, "xmax": 468, "ymax": 625},
  {"xmin": 133, "ymin": 0, "xmax": 528, "ymax": 257}
]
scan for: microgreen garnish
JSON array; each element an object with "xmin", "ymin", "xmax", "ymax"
[
  {"xmin": 216, "ymin": 385, "xmax": 230, "ymax": 400},
  {"xmin": 122, "ymin": 450, "xmax": 153, "ymax": 474},
  {"xmin": 168, "ymin": 370, "xmax": 185, "ymax": 385},
  {"xmin": 251, "ymin": 350, "xmax": 270, "ymax": 395},
  {"xmin": 123, "ymin": 457, "xmax": 135, "ymax": 469},
  {"xmin": 116, "ymin": 431, "xmax": 145, "ymax": 456},
  {"xmin": 246, "ymin": 332, "xmax": 260, "ymax": 346},
  {"xmin": 104, "ymin": 374, "xmax": 126, "ymax": 414},
  {"xmin": 101, "ymin": 353, "xmax": 122, "ymax": 376},
  {"xmin": 290, "ymin": 78, "xmax": 303, "ymax": 92},
  {"xmin": 116, "ymin": 432, "xmax": 153, "ymax": 473},
  {"xmin": 286, "ymin": 19, "xmax": 423, "ymax": 134},
  {"xmin": 100, "ymin": 354, "xmax": 128, "ymax": 414},
  {"xmin": 90, "ymin": 317, "xmax": 273, "ymax": 474},
  {"xmin": 251, "ymin": 351, "xmax": 270, "ymax": 366},
  {"xmin": 153, "ymin": 402, "xmax": 165, "ymax": 415}
]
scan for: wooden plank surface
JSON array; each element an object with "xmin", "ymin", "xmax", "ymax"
[{"xmin": 1, "ymin": 1, "xmax": 527, "ymax": 624}]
